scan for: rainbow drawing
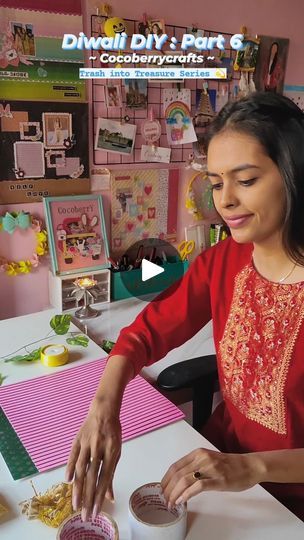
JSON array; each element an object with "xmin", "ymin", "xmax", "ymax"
[{"xmin": 165, "ymin": 101, "xmax": 191, "ymax": 126}]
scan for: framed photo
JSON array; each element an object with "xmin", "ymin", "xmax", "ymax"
[
  {"xmin": 94, "ymin": 118, "xmax": 137, "ymax": 155},
  {"xmin": 42, "ymin": 112, "xmax": 72, "ymax": 149},
  {"xmin": 43, "ymin": 194, "xmax": 110, "ymax": 276},
  {"xmin": 104, "ymin": 84, "xmax": 123, "ymax": 108},
  {"xmin": 253, "ymin": 35, "xmax": 289, "ymax": 93}
]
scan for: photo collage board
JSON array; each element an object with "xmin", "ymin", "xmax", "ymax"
[
  {"xmin": 91, "ymin": 14, "xmax": 242, "ymax": 168},
  {"xmin": 0, "ymin": 100, "xmax": 89, "ymax": 203},
  {"xmin": 0, "ymin": 6, "xmax": 88, "ymax": 203}
]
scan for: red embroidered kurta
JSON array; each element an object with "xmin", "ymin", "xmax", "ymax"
[{"xmin": 109, "ymin": 237, "xmax": 304, "ymax": 520}]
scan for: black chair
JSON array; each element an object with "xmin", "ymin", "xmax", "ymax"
[{"xmin": 156, "ymin": 354, "xmax": 218, "ymax": 432}]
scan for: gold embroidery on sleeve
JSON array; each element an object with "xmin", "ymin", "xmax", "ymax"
[{"xmin": 219, "ymin": 265, "xmax": 304, "ymax": 434}]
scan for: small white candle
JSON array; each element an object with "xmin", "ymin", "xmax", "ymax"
[{"xmin": 44, "ymin": 345, "xmax": 65, "ymax": 356}]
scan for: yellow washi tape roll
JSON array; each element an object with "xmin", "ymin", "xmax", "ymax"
[{"xmin": 40, "ymin": 344, "xmax": 69, "ymax": 367}]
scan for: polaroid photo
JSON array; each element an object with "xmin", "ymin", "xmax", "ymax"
[
  {"xmin": 124, "ymin": 79, "xmax": 147, "ymax": 109},
  {"xmin": 105, "ymin": 85, "xmax": 123, "ymax": 108},
  {"xmin": 95, "ymin": 118, "xmax": 137, "ymax": 156},
  {"xmin": 42, "ymin": 112, "xmax": 72, "ymax": 149},
  {"xmin": 10, "ymin": 22, "xmax": 36, "ymax": 57},
  {"xmin": 148, "ymin": 19, "xmax": 165, "ymax": 37}
]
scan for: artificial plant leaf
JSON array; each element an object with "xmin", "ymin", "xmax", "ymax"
[
  {"xmin": 4, "ymin": 348, "xmax": 41, "ymax": 363},
  {"xmin": 0, "ymin": 373, "xmax": 7, "ymax": 385},
  {"xmin": 26, "ymin": 348, "xmax": 41, "ymax": 361},
  {"xmin": 66, "ymin": 335, "xmax": 89, "ymax": 347},
  {"xmin": 5, "ymin": 355, "xmax": 28, "ymax": 363},
  {"xmin": 50, "ymin": 314, "xmax": 72, "ymax": 335}
]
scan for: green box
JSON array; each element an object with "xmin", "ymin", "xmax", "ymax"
[{"xmin": 111, "ymin": 259, "xmax": 189, "ymax": 301}]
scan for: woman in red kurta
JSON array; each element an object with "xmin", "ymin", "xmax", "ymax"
[{"xmin": 66, "ymin": 92, "xmax": 304, "ymax": 522}]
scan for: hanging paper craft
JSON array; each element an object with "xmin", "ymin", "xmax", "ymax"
[
  {"xmin": 95, "ymin": 118, "xmax": 137, "ymax": 156},
  {"xmin": 163, "ymin": 88, "xmax": 191, "ymax": 113},
  {"xmin": 234, "ymin": 30, "xmax": 259, "ymax": 73},
  {"xmin": 111, "ymin": 169, "xmax": 179, "ymax": 254},
  {"xmin": 43, "ymin": 194, "xmax": 110, "ymax": 276},
  {"xmin": 140, "ymin": 109, "xmax": 171, "ymax": 163},
  {"xmin": 141, "ymin": 111, "xmax": 161, "ymax": 145},
  {"xmin": 165, "ymin": 101, "xmax": 197, "ymax": 145},
  {"xmin": 103, "ymin": 17, "xmax": 127, "ymax": 37},
  {"xmin": 194, "ymin": 85, "xmax": 215, "ymax": 127}
]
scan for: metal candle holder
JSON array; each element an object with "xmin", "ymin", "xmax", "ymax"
[{"xmin": 72, "ymin": 277, "xmax": 101, "ymax": 319}]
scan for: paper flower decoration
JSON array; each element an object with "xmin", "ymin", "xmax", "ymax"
[{"xmin": 0, "ymin": 212, "xmax": 48, "ymax": 276}]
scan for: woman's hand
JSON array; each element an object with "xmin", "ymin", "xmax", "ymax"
[
  {"xmin": 161, "ymin": 448, "xmax": 264, "ymax": 508},
  {"xmin": 65, "ymin": 397, "xmax": 122, "ymax": 522}
]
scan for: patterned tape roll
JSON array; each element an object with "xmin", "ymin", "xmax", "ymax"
[
  {"xmin": 129, "ymin": 482, "xmax": 187, "ymax": 540},
  {"xmin": 40, "ymin": 344, "xmax": 69, "ymax": 367}
]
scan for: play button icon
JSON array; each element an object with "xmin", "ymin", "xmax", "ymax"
[
  {"xmin": 142, "ymin": 259, "xmax": 164, "ymax": 281},
  {"xmin": 112, "ymin": 238, "xmax": 188, "ymax": 302}
]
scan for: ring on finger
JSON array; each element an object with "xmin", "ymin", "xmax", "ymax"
[
  {"xmin": 192, "ymin": 471, "xmax": 203, "ymax": 480},
  {"xmin": 90, "ymin": 457, "xmax": 100, "ymax": 463}
]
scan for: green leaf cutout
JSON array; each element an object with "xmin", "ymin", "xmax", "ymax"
[
  {"xmin": 66, "ymin": 335, "xmax": 89, "ymax": 347},
  {"xmin": 50, "ymin": 314, "xmax": 72, "ymax": 335},
  {"xmin": 4, "ymin": 348, "xmax": 42, "ymax": 363},
  {"xmin": 0, "ymin": 373, "xmax": 7, "ymax": 385}
]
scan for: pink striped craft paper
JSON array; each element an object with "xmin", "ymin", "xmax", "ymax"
[{"xmin": 0, "ymin": 358, "xmax": 184, "ymax": 473}]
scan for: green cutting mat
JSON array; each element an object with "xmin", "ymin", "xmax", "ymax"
[{"xmin": 0, "ymin": 408, "xmax": 38, "ymax": 480}]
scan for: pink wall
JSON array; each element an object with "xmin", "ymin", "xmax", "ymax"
[
  {"xmin": 86, "ymin": 0, "xmax": 303, "ymax": 85},
  {"xmin": 0, "ymin": 203, "xmax": 49, "ymax": 319},
  {"xmin": 1, "ymin": 0, "xmax": 303, "ymax": 319}
]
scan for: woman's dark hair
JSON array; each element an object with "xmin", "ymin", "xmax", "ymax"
[{"xmin": 206, "ymin": 91, "xmax": 304, "ymax": 265}]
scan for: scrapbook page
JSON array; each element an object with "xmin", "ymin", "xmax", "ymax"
[
  {"xmin": 0, "ymin": 100, "xmax": 89, "ymax": 203},
  {"xmin": 110, "ymin": 169, "xmax": 179, "ymax": 254}
]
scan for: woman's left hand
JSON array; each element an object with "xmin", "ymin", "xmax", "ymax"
[{"xmin": 160, "ymin": 448, "xmax": 264, "ymax": 508}]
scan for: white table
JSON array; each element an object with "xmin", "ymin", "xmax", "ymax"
[
  {"xmin": 1, "ymin": 309, "xmax": 304, "ymax": 539},
  {"xmin": 72, "ymin": 297, "xmax": 215, "ymax": 383}
]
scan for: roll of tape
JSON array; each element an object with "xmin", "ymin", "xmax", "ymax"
[
  {"xmin": 129, "ymin": 482, "xmax": 187, "ymax": 540},
  {"xmin": 40, "ymin": 344, "xmax": 69, "ymax": 367},
  {"xmin": 57, "ymin": 511, "xmax": 119, "ymax": 540}
]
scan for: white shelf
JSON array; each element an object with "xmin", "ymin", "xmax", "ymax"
[{"xmin": 48, "ymin": 268, "xmax": 111, "ymax": 311}]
